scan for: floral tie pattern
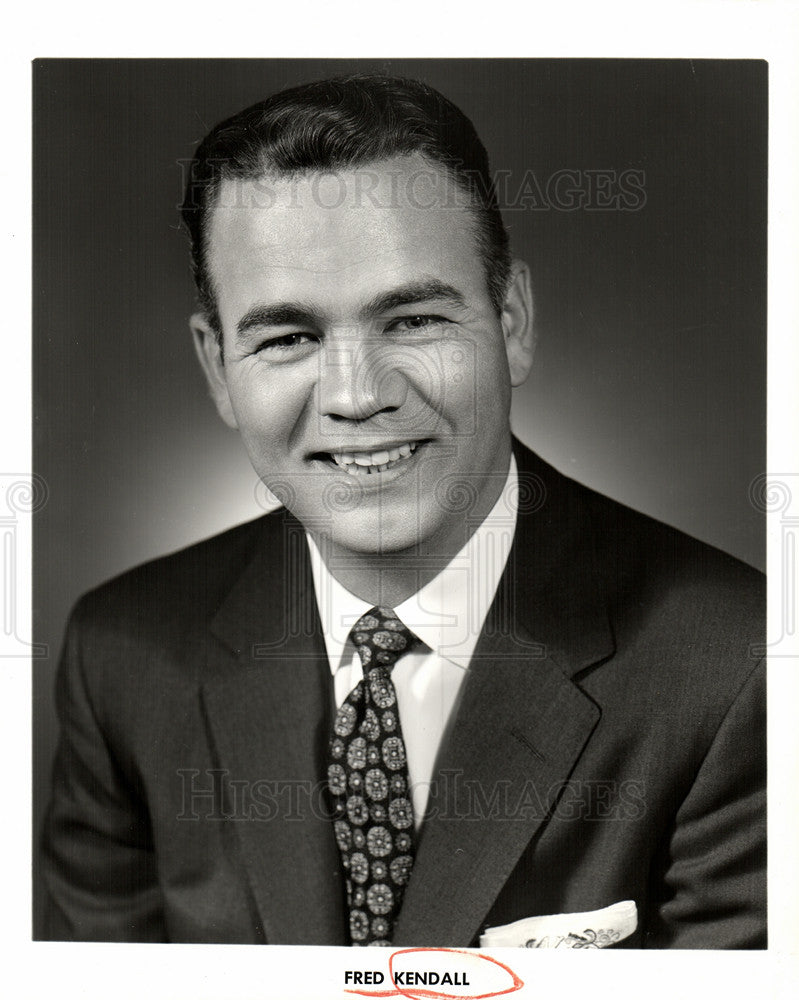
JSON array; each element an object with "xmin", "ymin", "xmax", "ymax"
[{"xmin": 328, "ymin": 606, "xmax": 417, "ymax": 946}]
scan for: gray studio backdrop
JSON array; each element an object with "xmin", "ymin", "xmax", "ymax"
[{"xmin": 33, "ymin": 58, "xmax": 766, "ymax": 933}]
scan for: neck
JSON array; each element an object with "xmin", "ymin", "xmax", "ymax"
[{"xmin": 314, "ymin": 548, "xmax": 454, "ymax": 609}]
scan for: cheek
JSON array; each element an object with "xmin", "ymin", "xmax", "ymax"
[
  {"xmin": 409, "ymin": 338, "xmax": 483, "ymax": 412},
  {"xmin": 225, "ymin": 367, "xmax": 308, "ymax": 453},
  {"xmin": 437, "ymin": 335, "xmax": 510, "ymax": 422},
  {"xmin": 477, "ymin": 327, "xmax": 513, "ymax": 384}
]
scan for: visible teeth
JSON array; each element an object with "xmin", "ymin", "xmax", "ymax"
[{"xmin": 330, "ymin": 441, "xmax": 422, "ymax": 474}]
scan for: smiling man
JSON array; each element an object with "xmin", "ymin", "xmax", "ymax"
[{"xmin": 40, "ymin": 75, "xmax": 766, "ymax": 948}]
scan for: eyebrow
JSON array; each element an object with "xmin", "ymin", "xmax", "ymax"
[
  {"xmin": 236, "ymin": 304, "xmax": 323, "ymax": 339},
  {"xmin": 360, "ymin": 279, "xmax": 467, "ymax": 317},
  {"xmin": 235, "ymin": 279, "xmax": 466, "ymax": 342}
]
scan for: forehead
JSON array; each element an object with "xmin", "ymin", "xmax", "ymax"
[{"xmin": 205, "ymin": 155, "xmax": 487, "ymax": 323}]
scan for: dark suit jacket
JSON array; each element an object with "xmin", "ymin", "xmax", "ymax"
[{"xmin": 40, "ymin": 442, "xmax": 766, "ymax": 947}]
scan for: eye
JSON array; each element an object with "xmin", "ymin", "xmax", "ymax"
[
  {"xmin": 389, "ymin": 314, "xmax": 447, "ymax": 332},
  {"xmin": 257, "ymin": 332, "xmax": 316, "ymax": 352}
]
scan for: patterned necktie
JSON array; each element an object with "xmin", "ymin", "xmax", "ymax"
[{"xmin": 327, "ymin": 606, "xmax": 418, "ymax": 946}]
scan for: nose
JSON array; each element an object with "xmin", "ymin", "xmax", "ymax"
[{"xmin": 316, "ymin": 339, "xmax": 407, "ymax": 421}]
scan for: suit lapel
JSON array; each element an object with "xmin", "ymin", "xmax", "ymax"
[
  {"xmin": 201, "ymin": 511, "xmax": 347, "ymax": 945},
  {"xmin": 394, "ymin": 443, "xmax": 614, "ymax": 946},
  {"xmin": 393, "ymin": 633, "xmax": 601, "ymax": 946}
]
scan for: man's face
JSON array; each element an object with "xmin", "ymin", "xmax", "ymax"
[{"xmin": 195, "ymin": 154, "xmax": 533, "ymax": 558}]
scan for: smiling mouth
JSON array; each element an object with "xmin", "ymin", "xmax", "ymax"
[{"xmin": 318, "ymin": 441, "xmax": 424, "ymax": 476}]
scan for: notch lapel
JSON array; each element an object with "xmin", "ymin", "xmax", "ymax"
[
  {"xmin": 201, "ymin": 511, "xmax": 347, "ymax": 945},
  {"xmin": 392, "ymin": 628, "xmax": 602, "ymax": 946}
]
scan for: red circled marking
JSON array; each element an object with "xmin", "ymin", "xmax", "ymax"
[{"xmin": 344, "ymin": 947, "xmax": 524, "ymax": 1000}]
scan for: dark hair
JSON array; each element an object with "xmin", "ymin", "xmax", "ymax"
[{"xmin": 181, "ymin": 74, "xmax": 511, "ymax": 334}]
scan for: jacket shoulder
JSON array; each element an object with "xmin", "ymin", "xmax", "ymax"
[
  {"xmin": 579, "ymin": 474, "xmax": 764, "ymax": 612},
  {"xmin": 70, "ymin": 511, "xmax": 289, "ymax": 640},
  {"xmin": 513, "ymin": 439, "xmax": 765, "ymax": 644}
]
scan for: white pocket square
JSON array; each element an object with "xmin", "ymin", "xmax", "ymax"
[{"xmin": 480, "ymin": 900, "xmax": 638, "ymax": 949}]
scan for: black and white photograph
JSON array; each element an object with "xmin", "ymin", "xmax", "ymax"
[
  {"xmin": 6, "ymin": 7, "xmax": 796, "ymax": 993},
  {"xmin": 32, "ymin": 57, "xmax": 768, "ymax": 952}
]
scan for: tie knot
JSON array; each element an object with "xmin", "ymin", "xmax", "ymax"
[{"xmin": 350, "ymin": 606, "xmax": 416, "ymax": 672}]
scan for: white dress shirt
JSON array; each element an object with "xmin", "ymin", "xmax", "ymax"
[{"xmin": 307, "ymin": 455, "xmax": 519, "ymax": 827}]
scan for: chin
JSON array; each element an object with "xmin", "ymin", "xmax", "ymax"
[{"xmin": 323, "ymin": 511, "xmax": 442, "ymax": 557}]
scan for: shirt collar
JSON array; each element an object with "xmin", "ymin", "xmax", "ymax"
[{"xmin": 307, "ymin": 454, "xmax": 519, "ymax": 673}]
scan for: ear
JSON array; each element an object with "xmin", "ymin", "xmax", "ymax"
[
  {"xmin": 190, "ymin": 313, "xmax": 238, "ymax": 429},
  {"xmin": 500, "ymin": 260, "xmax": 536, "ymax": 387}
]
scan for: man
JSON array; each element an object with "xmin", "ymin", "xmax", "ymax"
[{"xmin": 40, "ymin": 74, "xmax": 765, "ymax": 948}]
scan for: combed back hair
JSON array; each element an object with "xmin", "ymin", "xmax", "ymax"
[{"xmin": 181, "ymin": 74, "xmax": 512, "ymax": 335}]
